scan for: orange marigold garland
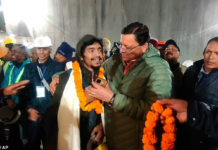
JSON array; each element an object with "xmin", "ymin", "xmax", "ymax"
[
  {"xmin": 73, "ymin": 61, "xmax": 103, "ymax": 114},
  {"xmin": 143, "ymin": 102, "xmax": 176, "ymax": 150}
]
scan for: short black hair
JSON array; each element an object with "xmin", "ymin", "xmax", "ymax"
[
  {"xmin": 80, "ymin": 37, "xmax": 103, "ymax": 57},
  {"xmin": 5, "ymin": 43, "xmax": 13, "ymax": 51},
  {"xmin": 121, "ymin": 22, "xmax": 150, "ymax": 45},
  {"xmin": 203, "ymin": 37, "xmax": 218, "ymax": 54}
]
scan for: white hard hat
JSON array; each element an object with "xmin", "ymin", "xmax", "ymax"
[{"xmin": 34, "ymin": 36, "xmax": 52, "ymax": 48}]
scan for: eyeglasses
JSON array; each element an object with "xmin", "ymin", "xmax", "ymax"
[{"xmin": 117, "ymin": 42, "xmax": 141, "ymax": 51}]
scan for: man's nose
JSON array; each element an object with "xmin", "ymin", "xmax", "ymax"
[
  {"xmin": 94, "ymin": 50, "xmax": 102, "ymax": 57},
  {"xmin": 209, "ymin": 53, "xmax": 215, "ymax": 59}
]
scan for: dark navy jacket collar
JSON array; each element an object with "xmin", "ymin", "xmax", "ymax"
[{"xmin": 37, "ymin": 57, "xmax": 52, "ymax": 67}]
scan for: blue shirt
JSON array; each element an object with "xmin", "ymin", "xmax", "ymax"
[{"xmin": 198, "ymin": 65, "xmax": 209, "ymax": 83}]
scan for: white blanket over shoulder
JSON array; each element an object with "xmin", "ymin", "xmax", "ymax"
[{"xmin": 57, "ymin": 67, "xmax": 105, "ymax": 150}]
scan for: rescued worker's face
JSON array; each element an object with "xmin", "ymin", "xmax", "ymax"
[{"xmin": 81, "ymin": 42, "xmax": 103, "ymax": 71}]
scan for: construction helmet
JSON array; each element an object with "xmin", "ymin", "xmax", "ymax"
[
  {"xmin": 3, "ymin": 38, "xmax": 17, "ymax": 46},
  {"xmin": 104, "ymin": 38, "xmax": 111, "ymax": 48},
  {"xmin": 34, "ymin": 36, "xmax": 52, "ymax": 48}
]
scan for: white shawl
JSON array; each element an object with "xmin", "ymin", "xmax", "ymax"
[{"xmin": 57, "ymin": 63, "xmax": 105, "ymax": 150}]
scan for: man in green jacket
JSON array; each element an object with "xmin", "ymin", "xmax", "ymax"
[{"xmin": 86, "ymin": 22, "xmax": 172, "ymax": 150}]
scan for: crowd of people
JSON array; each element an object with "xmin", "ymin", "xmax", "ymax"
[{"xmin": 0, "ymin": 21, "xmax": 218, "ymax": 150}]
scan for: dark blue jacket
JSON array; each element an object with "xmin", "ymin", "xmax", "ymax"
[
  {"xmin": 179, "ymin": 59, "xmax": 204, "ymax": 101},
  {"xmin": 194, "ymin": 68, "xmax": 218, "ymax": 105},
  {"xmin": 177, "ymin": 59, "xmax": 218, "ymax": 150},
  {"xmin": 19, "ymin": 57, "xmax": 64, "ymax": 115},
  {"xmin": 181, "ymin": 59, "xmax": 218, "ymax": 104},
  {"xmin": 188, "ymin": 101, "xmax": 218, "ymax": 139}
]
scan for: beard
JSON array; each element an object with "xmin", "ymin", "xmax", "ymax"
[
  {"xmin": 91, "ymin": 65, "xmax": 101, "ymax": 71},
  {"xmin": 91, "ymin": 57, "xmax": 102, "ymax": 71}
]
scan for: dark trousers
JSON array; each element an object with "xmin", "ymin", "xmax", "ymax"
[
  {"xmin": 8, "ymin": 107, "xmax": 28, "ymax": 150},
  {"xmin": 1, "ymin": 106, "xmax": 28, "ymax": 150},
  {"xmin": 0, "ymin": 122, "xmax": 7, "ymax": 147},
  {"xmin": 8, "ymin": 122, "xmax": 23, "ymax": 150},
  {"xmin": 0, "ymin": 122, "xmax": 23, "ymax": 150},
  {"xmin": 25, "ymin": 118, "xmax": 45, "ymax": 150}
]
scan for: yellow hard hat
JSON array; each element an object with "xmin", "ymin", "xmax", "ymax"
[
  {"xmin": 104, "ymin": 38, "xmax": 111, "ymax": 48},
  {"xmin": 3, "ymin": 38, "xmax": 17, "ymax": 45},
  {"xmin": 104, "ymin": 38, "xmax": 111, "ymax": 44}
]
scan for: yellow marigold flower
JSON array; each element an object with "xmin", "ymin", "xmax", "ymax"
[
  {"xmin": 162, "ymin": 108, "xmax": 173, "ymax": 118},
  {"xmin": 143, "ymin": 127, "xmax": 154, "ymax": 133},
  {"xmin": 163, "ymin": 124, "xmax": 176, "ymax": 133},
  {"xmin": 142, "ymin": 132, "xmax": 157, "ymax": 145},
  {"xmin": 146, "ymin": 111, "xmax": 158, "ymax": 122},
  {"xmin": 143, "ymin": 144, "xmax": 155, "ymax": 150},
  {"xmin": 165, "ymin": 117, "xmax": 175, "ymax": 124},
  {"xmin": 152, "ymin": 102, "xmax": 164, "ymax": 114},
  {"xmin": 145, "ymin": 120, "xmax": 156, "ymax": 129}
]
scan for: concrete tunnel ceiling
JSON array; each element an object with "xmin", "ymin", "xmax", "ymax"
[{"xmin": 1, "ymin": 0, "xmax": 218, "ymax": 62}]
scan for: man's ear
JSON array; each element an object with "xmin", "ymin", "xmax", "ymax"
[
  {"xmin": 21, "ymin": 49, "xmax": 27, "ymax": 56},
  {"xmin": 142, "ymin": 43, "xmax": 149, "ymax": 54},
  {"xmin": 80, "ymin": 57, "xmax": 83, "ymax": 61},
  {"xmin": 178, "ymin": 52, "xmax": 181, "ymax": 58}
]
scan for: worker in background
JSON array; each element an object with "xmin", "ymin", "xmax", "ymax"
[
  {"xmin": 19, "ymin": 36, "xmax": 64, "ymax": 150},
  {"xmin": 1, "ymin": 44, "xmax": 30, "ymax": 103},
  {"xmin": 156, "ymin": 99, "xmax": 218, "ymax": 140},
  {"xmin": 163, "ymin": 39, "xmax": 183, "ymax": 98},
  {"xmin": 28, "ymin": 48, "xmax": 38, "ymax": 62},
  {"xmin": 157, "ymin": 41, "xmax": 165, "ymax": 58},
  {"xmin": 1, "ymin": 43, "xmax": 30, "ymax": 149},
  {"xmin": 0, "ymin": 45, "xmax": 10, "ymax": 148},
  {"xmin": 178, "ymin": 37, "xmax": 218, "ymax": 150},
  {"xmin": 102, "ymin": 38, "xmax": 111, "ymax": 61},
  {"xmin": 0, "ymin": 38, "xmax": 16, "ymax": 85},
  {"xmin": 0, "ymin": 42, "xmax": 29, "ymax": 97},
  {"xmin": 54, "ymin": 42, "xmax": 75, "ymax": 65}
]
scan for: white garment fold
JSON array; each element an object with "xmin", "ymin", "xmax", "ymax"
[{"xmin": 57, "ymin": 65, "xmax": 105, "ymax": 150}]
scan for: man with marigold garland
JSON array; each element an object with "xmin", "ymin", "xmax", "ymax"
[
  {"xmin": 43, "ymin": 35, "xmax": 104, "ymax": 150},
  {"xmin": 48, "ymin": 23, "xmax": 173, "ymax": 150},
  {"xmin": 85, "ymin": 22, "xmax": 172, "ymax": 150}
]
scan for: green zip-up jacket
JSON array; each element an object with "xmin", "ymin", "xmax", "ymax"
[{"xmin": 103, "ymin": 44, "xmax": 172, "ymax": 150}]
